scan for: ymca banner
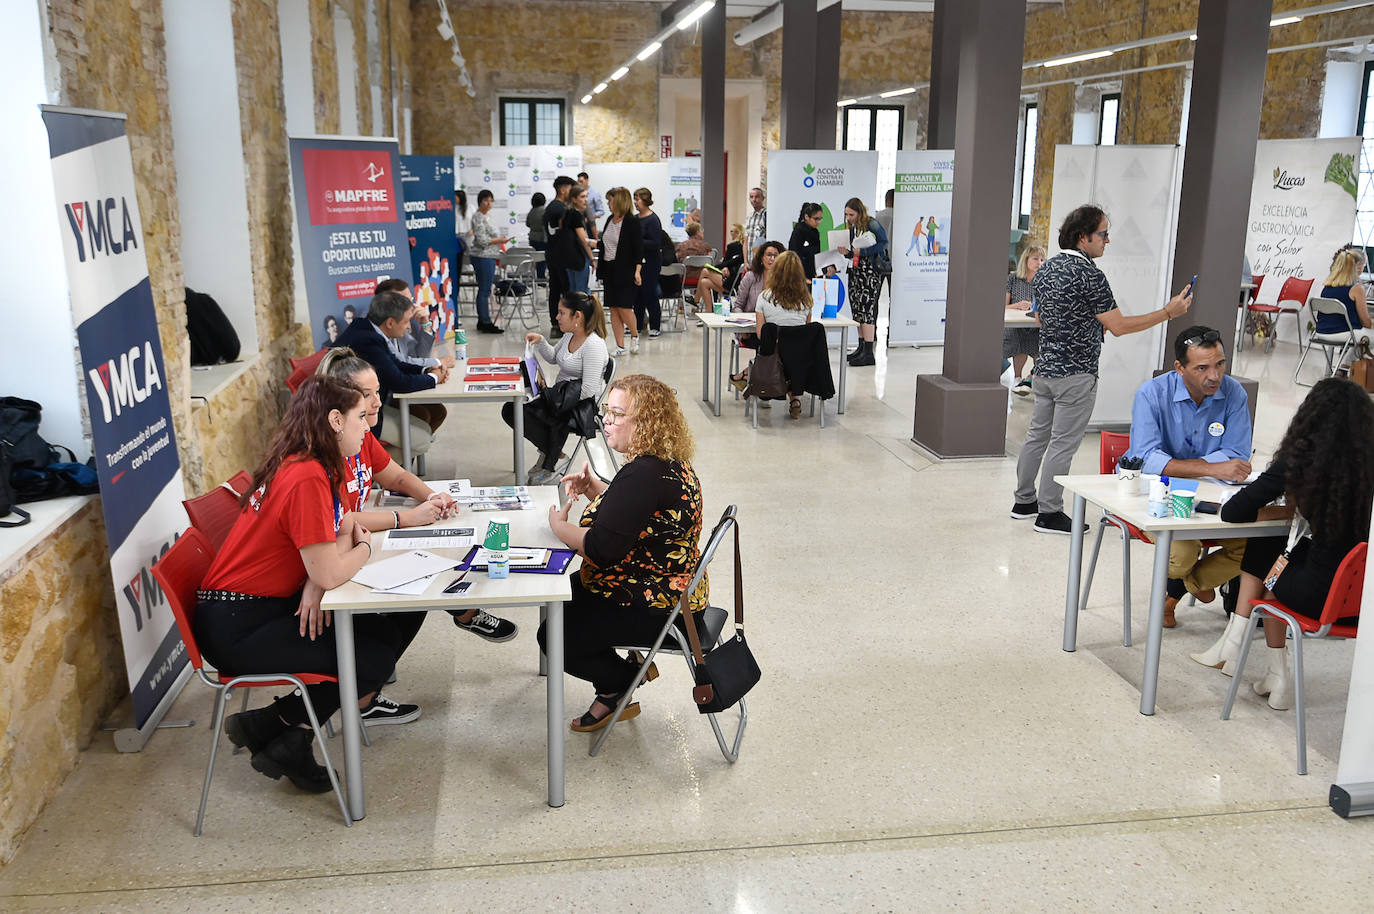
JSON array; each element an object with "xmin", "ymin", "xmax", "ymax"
[
  {"xmin": 890, "ymin": 151, "xmax": 954, "ymax": 345},
  {"xmin": 41, "ymin": 107, "xmax": 189, "ymax": 730},
  {"xmin": 288, "ymin": 136, "xmax": 412, "ymax": 349},
  {"xmin": 455, "ymin": 145, "xmax": 583, "ymax": 244},
  {"xmin": 766, "ymin": 150, "xmax": 880, "ymax": 324},
  {"xmin": 1245, "ymin": 137, "xmax": 1361, "ymax": 312},
  {"xmin": 400, "ymin": 155, "xmax": 458, "ymax": 339}
]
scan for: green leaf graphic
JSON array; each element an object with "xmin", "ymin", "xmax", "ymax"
[
  {"xmin": 803, "ymin": 163, "xmax": 816, "ymax": 175},
  {"xmin": 1323, "ymin": 152, "xmax": 1357, "ymax": 200}
]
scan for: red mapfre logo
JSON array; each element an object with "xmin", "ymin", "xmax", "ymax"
[{"xmin": 302, "ymin": 149, "xmax": 397, "ymax": 225}]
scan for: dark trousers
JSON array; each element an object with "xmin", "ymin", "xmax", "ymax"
[
  {"xmin": 546, "ymin": 255, "xmax": 566, "ymax": 324},
  {"xmin": 193, "ymin": 593, "xmax": 426, "ymax": 724},
  {"xmin": 536, "ymin": 574, "xmax": 670, "ymax": 695},
  {"xmin": 501, "ymin": 400, "xmax": 567, "ymax": 471},
  {"xmin": 635, "ymin": 259, "xmax": 662, "ymax": 331},
  {"xmin": 531, "ymin": 240, "xmax": 548, "ymax": 279}
]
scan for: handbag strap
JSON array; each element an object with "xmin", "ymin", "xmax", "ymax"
[{"xmin": 681, "ymin": 519, "xmax": 744, "ymax": 666}]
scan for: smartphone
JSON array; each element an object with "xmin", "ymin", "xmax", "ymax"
[
  {"xmin": 1187, "ymin": 274, "xmax": 1198, "ymax": 293},
  {"xmin": 1196, "ymin": 500, "xmax": 1221, "ymax": 515}
]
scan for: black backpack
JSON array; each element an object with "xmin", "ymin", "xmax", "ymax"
[
  {"xmin": 185, "ymin": 287, "xmax": 241, "ymax": 365},
  {"xmin": 0, "ymin": 397, "xmax": 99, "ymax": 515}
]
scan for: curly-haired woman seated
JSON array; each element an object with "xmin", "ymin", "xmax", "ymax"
[
  {"xmin": 1192, "ymin": 377, "xmax": 1374, "ymax": 709},
  {"xmin": 194, "ymin": 377, "xmax": 427, "ymax": 792},
  {"xmin": 538, "ymin": 374, "xmax": 707, "ymax": 731}
]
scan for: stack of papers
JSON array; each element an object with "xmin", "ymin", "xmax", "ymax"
[
  {"xmin": 725, "ymin": 314, "xmax": 754, "ymax": 325},
  {"xmin": 465, "ymin": 357, "xmax": 522, "ymax": 392},
  {"xmin": 351, "ymin": 550, "xmax": 455, "ymax": 594},
  {"xmin": 382, "ymin": 527, "xmax": 475, "ymax": 550},
  {"xmin": 448, "ymin": 481, "xmax": 534, "ymax": 511}
]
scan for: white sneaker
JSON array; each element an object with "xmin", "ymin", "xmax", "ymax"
[
  {"xmin": 611, "ymin": 346, "xmax": 628, "ymax": 357},
  {"xmin": 631, "ymin": 337, "xmax": 640, "ymax": 354}
]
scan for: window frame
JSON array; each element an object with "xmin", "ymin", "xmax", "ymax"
[
  {"xmin": 1018, "ymin": 101, "xmax": 1038, "ymax": 224},
  {"xmin": 498, "ymin": 96, "xmax": 566, "ymax": 146},
  {"xmin": 841, "ymin": 103, "xmax": 905, "ymax": 152},
  {"xmin": 1099, "ymin": 92, "xmax": 1121, "ymax": 146}
]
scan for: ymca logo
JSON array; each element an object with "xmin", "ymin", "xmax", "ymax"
[
  {"xmin": 88, "ymin": 343, "xmax": 164, "ymax": 423},
  {"xmin": 122, "ymin": 533, "xmax": 178, "ymax": 632},
  {"xmin": 64, "ymin": 197, "xmax": 139, "ymax": 263}
]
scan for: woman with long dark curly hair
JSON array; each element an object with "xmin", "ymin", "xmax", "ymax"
[{"xmin": 1191, "ymin": 377, "xmax": 1374, "ymax": 710}]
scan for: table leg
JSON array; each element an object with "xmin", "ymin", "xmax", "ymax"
[
  {"xmin": 1062, "ymin": 494, "xmax": 1087, "ymax": 652},
  {"xmin": 1139, "ymin": 529, "xmax": 1173, "ymax": 716},
  {"xmin": 713, "ymin": 328, "xmax": 724, "ymax": 417},
  {"xmin": 513, "ymin": 394, "xmax": 525, "ymax": 480},
  {"xmin": 545, "ymin": 600, "xmax": 565, "ymax": 808},
  {"xmin": 838, "ymin": 326, "xmax": 849, "ymax": 414},
  {"xmin": 334, "ymin": 611, "xmax": 365, "ymax": 820},
  {"xmin": 400, "ymin": 400, "xmax": 413, "ymax": 473},
  {"xmin": 538, "ymin": 604, "xmax": 547, "ymax": 676},
  {"xmin": 701, "ymin": 322, "xmax": 710, "ymax": 404}
]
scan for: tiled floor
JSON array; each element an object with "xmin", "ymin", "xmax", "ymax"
[{"xmin": 2, "ymin": 307, "xmax": 1370, "ymax": 911}]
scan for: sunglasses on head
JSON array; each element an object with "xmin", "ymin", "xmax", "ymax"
[{"xmin": 1182, "ymin": 329, "xmax": 1222, "ymax": 349}]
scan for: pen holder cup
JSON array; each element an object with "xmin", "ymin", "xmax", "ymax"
[{"xmin": 1116, "ymin": 467, "xmax": 1140, "ymax": 496}]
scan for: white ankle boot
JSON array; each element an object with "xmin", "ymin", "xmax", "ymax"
[
  {"xmin": 1190, "ymin": 612, "xmax": 1249, "ymax": 670},
  {"xmin": 1252, "ymin": 645, "xmax": 1293, "ymax": 710}
]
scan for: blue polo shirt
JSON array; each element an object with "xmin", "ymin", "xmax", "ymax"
[{"xmin": 1126, "ymin": 372, "xmax": 1252, "ymax": 476}]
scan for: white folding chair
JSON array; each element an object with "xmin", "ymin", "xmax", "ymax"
[
  {"xmin": 658, "ymin": 263, "xmax": 688, "ymax": 332},
  {"xmin": 1293, "ymin": 297, "xmax": 1359, "ymax": 386}
]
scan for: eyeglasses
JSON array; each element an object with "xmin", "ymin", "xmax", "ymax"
[
  {"xmin": 1181, "ymin": 329, "xmax": 1222, "ymax": 349},
  {"xmin": 601, "ymin": 406, "xmax": 634, "ymax": 424},
  {"xmin": 1095, "ymin": 230, "xmax": 1110, "ymax": 241}
]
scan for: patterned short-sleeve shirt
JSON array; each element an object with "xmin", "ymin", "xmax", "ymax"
[{"xmin": 1031, "ymin": 250, "xmax": 1118, "ymax": 378}]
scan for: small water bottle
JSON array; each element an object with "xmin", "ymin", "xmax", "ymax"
[
  {"xmin": 452, "ymin": 328, "xmax": 467, "ymax": 362},
  {"xmin": 1148, "ymin": 475, "xmax": 1171, "ymax": 518}
]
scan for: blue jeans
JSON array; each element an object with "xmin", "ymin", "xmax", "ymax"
[
  {"xmin": 566, "ymin": 264, "xmax": 590, "ymax": 293},
  {"xmin": 472, "ymin": 255, "xmax": 496, "ymax": 325}
]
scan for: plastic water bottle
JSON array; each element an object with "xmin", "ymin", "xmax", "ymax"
[{"xmin": 1148, "ymin": 475, "xmax": 1171, "ymax": 518}]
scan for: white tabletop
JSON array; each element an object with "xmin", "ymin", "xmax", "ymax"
[
  {"xmin": 1004, "ymin": 308, "xmax": 1039, "ymax": 327},
  {"xmin": 1054, "ymin": 474, "xmax": 1291, "ymax": 536},
  {"xmin": 321, "ymin": 485, "xmax": 572, "ymax": 612},
  {"xmin": 392, "ymin": 359, "xmax": 527, "ymax": 403},
  {"xmin": 696, "ymin": 312, "xmax": 859, "ymax": 331}
]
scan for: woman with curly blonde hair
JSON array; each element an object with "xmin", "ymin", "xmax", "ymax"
[{"xmin": 541, "ymin": 373, "xmax": 707, "ymax": 731}]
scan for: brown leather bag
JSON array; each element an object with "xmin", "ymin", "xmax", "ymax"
[{"xmin": 1351, "ymin": 358, "xmax": 1374, "ymax": 393}]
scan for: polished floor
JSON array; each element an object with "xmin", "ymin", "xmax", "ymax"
[{"xmin": 1, "ymin": 304, "xmax": 1370, "ymax": 912}]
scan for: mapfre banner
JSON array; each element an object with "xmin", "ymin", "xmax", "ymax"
[
  {"xmin": 289, "ymin": 136, "xmax": 413, "ymax": 348},
  {"xmin": 41, "ymin": 107, "xmax": 189, "ymax": 729}
]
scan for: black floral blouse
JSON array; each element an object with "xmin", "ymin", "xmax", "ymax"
[{"xmin": 578, "ymin": 455, "xmax": 708, "ymax": 613}]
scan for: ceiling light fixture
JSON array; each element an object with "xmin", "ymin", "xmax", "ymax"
[
  {"xmin": 1042, "ymin": 49, "xmax": 1115, "ymax": 67},
  {"xmin": 1270, "ymin": 15, "xmax": 1304, "ymax": 26},
  {"xmin": 581, "ymin": 94, "xmax": 593, "ymax": 104},
  {"xmin": 637, "ymin": 41, "xmax": 663, "ymax": 61},
  {"xmin": 611, "ymin": 66, "xmax": 629, "ymax": 81},
  {"xmin": 593, "ymin": 82, "xmax": 608, "ymax": 94},
  {"xmin": 879, "ymin": 87, "xmax": 917, "ymax": 98},
  {"xmin": 677, "ymin": 1, "xmax": 716, "ymax": 31},
  {"xmin": 837, "ymin": 98, "xmax": 858, "ymax": 106}
]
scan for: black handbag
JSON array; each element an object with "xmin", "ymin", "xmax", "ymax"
[
  {"xmin": 743, "ymin": 323, "xmax": 788, "ymax": 400},
  {"xmin": 539, "ymin": 379, "xmax": 598, "ymax": 439},
  {"xmin": 682, "ymin": 520, "xmax": 761, "ymax": 714},
  {"xmin": 0, "ymin": 438, "xmax": 31, "ymax": 528}
]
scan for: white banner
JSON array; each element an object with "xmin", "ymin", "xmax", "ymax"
[
  {"xmin": 41, "ymin": 107, "xmax": 190, "ymax": 730},
  {"xmin": 1047, "ymin": 145, "xmax": 1183, "ymax": 427},
  {"xmin": 587, "ymin": 160, "xmax": 670, "ymax": 234},
  {"xmin": 664, "ymin": 157, "xmax": 702, "ymax": 242},
  {"xmin": 890, "ymin": 150, "xmax": 954, "ymax": 345},
  {"xmin": 766, "ymin": 149, "xmax": 880, "ymax": 327},
  {"xmin": 455, "ymin": 145, "xmax": 583, "ymax": 245},
  {"xmin": 1245, "ymin": 137, "xmax": 1361, "ymax": 317}
]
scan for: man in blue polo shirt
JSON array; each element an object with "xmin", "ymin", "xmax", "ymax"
[{"xmin": 1126, "ymin": 325, "xmax": 1252, "ymax": 627}]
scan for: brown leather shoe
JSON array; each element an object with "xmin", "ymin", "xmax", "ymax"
[{"xmin": 1163, "ymin": 594, "xmax": 1180, "ymax": 628}]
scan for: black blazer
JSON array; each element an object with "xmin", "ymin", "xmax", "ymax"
[
  {"xmin": 757, "ymin": 321, "xmax": 835, "ymax": 399},
  {"xmin": 332, "ymin": 318, "xmax": 436, "ymax": 438},
  {"xmin": 596, "ymin": 213, "xmax": 645, "ymax": 289},
  {"xmin": 788, "ymin": 223, "xmax": 821, "ymax": 279}
]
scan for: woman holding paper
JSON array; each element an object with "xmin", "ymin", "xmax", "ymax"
[
  {"xmin": 193, "ymin": 377, "xmax": 428, "ymax": 794},
  {"xmin": 788, "ymin": 202, "xmax": 823, "ymax": 279},
  {"xmin": 542, "ymin": 373, "xmax": 707, "ymax": 732},
  {"xmin": 503, "ymin": 291, "xmax": 609, "ymax": 486},
  {"xmin": 837, "ymin": 197, "xmax": 889, "ymax": 367}
]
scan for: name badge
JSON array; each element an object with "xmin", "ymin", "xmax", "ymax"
[{"xmin": 1208, "ymin": 422, "xmax": 1225, "ymax": 438}]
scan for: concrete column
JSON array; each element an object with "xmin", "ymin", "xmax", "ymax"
[
  {"xmin": 912, "ymin": 0, "xmax": 1026, "ymax": 457},
  {"xmin": 701, "ymin": 1, "xmax": 727, "ymax": 247},
  {"xmin": 1167, "ymin": 0, "xmax": 1272, "ymax": 363},
  {"xmin": 927, "ymin": 0, "xmax": 961, "ymax": 150},
  {"xmin": 811, "ymin": 2, "xmax": 842, "ymax": 147},
  {"xmin": 781, "ymin": 0, "xmax": 819, "ymax": 149}
]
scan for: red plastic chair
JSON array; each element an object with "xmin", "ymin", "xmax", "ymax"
[
  {"xmin": 286, "ymin": 348, "xmax": 329, "ymax": 393},
  {"xmin": 1245, "ymin": 276, "xmax": 1312, "ymax": 352},
  {"xmin": 1080, "ymin": 432, "xmax": 1152, "ymax": 646},
  {"xmin": 1221, "ymin": 543, "xmax": 1365, "ymax": 775},
  {"xmin": 181, "ymin": 471, "xmax": 252, "ymax": 553},
  {"xmin": 151, "ymin": 528, "xmax": 352, "ymax": 835},
  {"xmin": 1247, "ymin": 274, "xmax": 1265, "ymax": 303}
]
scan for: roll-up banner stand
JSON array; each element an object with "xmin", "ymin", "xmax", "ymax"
[
  {"xmin": 400, "ymin": 155, "xmax": 458, "ymax": 338},
  {"xmin": 890, "ymin": 151, "xmax": 954, "ymax": 346},
  {"xmin": 766, "ymin": 150, "xmax": 879, "ymax": 345},
  {"xmin": 1244, "ymin": 137, "xmax": 1361, "ymax": 343},
  {"xmin": 288, "ymin": 135, "xmax": 412, "ymax": 349},
  {"xmin": 455, "ymin": 145, "xmax": 583, "ymax": 243},
  {"xmin": 41, "ymin": 106, "xmax": 192, "ymax": 752},
  {"xmin": 1334, "ymin": 507, "xmax": 1374, "ymax": 815},
  {"xmin": 1046, "ymin": 145, "xmax": 1183, "ymax": 428},
  {"xmin": 665, "ymin": 157, "xmax": 702, "ymax": 242}
]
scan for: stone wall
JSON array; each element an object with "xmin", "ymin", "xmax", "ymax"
[{"xmin": 0, "ymin": 504, "xmax": 123, "ymax": 864}]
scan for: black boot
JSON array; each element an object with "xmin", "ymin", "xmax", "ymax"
[
  {"xmin": 250, "ymin": 727, "xmax": 334, "ymax": 793},
  {"xmin": 846, "ymin": 339, "xmax": 864, "ymax": 363},
  {"xmin": 850, "ymin": 340, "xmax": 876, "ymax": 366},
  {"xmin": 225, "ymin": 704, "xmax": 289, "ymax": 756}
]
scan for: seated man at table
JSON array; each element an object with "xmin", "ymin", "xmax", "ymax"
[
  {"xmin": 333, "ymin": 290, "xmax": 450, "ymax": 460},
  {"xmin": 374, "ymin": 278, "xmax": 456, "ymax": 373},
  {"xmin": 1125, "ymin": 325, "xmax": 1252, "ymax": 628}
]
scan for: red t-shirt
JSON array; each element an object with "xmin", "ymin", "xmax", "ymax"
[
  {"xmin": 202, "ymin": 458, "xmax": 339, "ymax": 597},
  {"xmin": 342, "ymin": 431, "xmax": 392, "ymax": 514}
]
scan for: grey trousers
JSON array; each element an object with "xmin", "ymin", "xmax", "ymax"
[{"xmin": 1014, "ymin": 373, "xmax": 1098, "ymax": 514}]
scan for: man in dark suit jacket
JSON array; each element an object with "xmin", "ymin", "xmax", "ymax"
[{"xmin": 333, "ymin": 290, "xmax": 449, "ymax": 444}]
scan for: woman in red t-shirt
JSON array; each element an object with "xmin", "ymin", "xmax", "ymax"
[
  {"xmin": 316, "ymin": 348, "xmax": 518, "ymax": 643},
  {"xmin": 194, "ymin": 376, "xmax": 427, "ymax": 793}
]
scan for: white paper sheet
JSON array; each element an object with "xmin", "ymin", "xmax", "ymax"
[
  {"xmin": 382, "ymin": 527, "xmax": 475, "ymax": 550},
  {"xmin": 371, "ymin": 572, "xmax": 442, "ymax": 595},
  {"xmin": 827, "ymin": 228, "xmax": 850, "ymax": 251},
  {"xmin": 351, "ymin": 550, "xmax": 455, "ymax": 590}
]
